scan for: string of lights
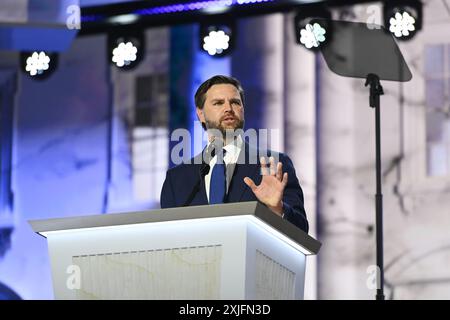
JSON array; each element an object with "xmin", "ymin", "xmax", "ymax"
[{"xmin": 20, "ymin": 0, "xmax": 423, "ymax": 78}]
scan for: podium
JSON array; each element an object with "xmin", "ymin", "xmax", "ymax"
[{"xmin": 29, "ymin": 201, "xmax": 321, "ymax": 300}]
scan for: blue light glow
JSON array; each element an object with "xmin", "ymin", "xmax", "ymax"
[
  {"xmin": 82, "ymin": 0, "xmax": 275, "ymax": 22},
  {"xmin": 134, "ymin": 0, "xmax": 274, "ymax": 16},
  {"xmin": 81, "ymin": 14, "xmax": 105, "ymax": 22}
]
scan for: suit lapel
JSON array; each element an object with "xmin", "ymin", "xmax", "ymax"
[
  {"xmin": 187, "ymin": 153, "xmax": 209, "ymax": 206},
  {"xmin": 226, "ymin": 142, "xmax": 260, "ymax": 202},
  {"xmin": 190, "ymin": 167, "xmax": 208, "ymax": 205}
]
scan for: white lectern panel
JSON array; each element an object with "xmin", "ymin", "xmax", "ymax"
[
  {"xmin": 45, "ymin": 216, "xmax": 305, "ymax": 299},
  {"xmin": 30, "ymin": 202, "xmax": 321, "ymax": 300}
]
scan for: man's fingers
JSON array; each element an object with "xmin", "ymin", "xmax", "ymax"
[
  {"xmin": 244, "ymin": 177, "xmax": 258, "ymax": 192},
  {"xmin": 276, "ymin": 162, "xmax": 283, "ymax": 180},
  {"xmin": 269, "ymin": 157, "xmax": 276, "ymax": 176},
  {"xmin": 260, "ymin": 157, "xmax": 269, "ymax": 176},
  {"xmin": 282, "ymin": 172, "xmax": 288, "ymax": 187}
]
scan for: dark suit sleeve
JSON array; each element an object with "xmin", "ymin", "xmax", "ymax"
[
  {"xmin": 280, "ymin": 154, "xmax": 309, "ymax": 233},
  {"xmin": 160, "ymin": 169, "xmax": 176, "ymax": 208}
]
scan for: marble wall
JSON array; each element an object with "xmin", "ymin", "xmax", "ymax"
[
  {"xmin": 109, "ymin": 27, "xmax": 170, "ymax": 210},
  {"xmin": 0, "ymin": 28, "xmax": 171, "ymax": 299},
  {"xmin": 0, "ymin": 35, "xmax": 111, "ymax": 299}
]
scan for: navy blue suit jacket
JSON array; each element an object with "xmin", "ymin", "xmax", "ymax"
[{"xmin": 160, "ymin": 142, "xmax": 309, "ymax": 232}]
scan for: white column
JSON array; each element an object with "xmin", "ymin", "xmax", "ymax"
[
  {"xmin": 283, "ymin": 11, "xmax": 318, "ymax": 300},
  {"xmin": 232, "ymin": 14, "xmax": 284, "ymax": 151}
]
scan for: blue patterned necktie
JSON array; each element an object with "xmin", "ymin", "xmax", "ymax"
[{"xmin": 209, "ymin": 148, "xmax": 226, "ymax": 204}]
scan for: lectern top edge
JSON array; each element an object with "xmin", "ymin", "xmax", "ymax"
[{"xmin": 29, "ymin": 201, "xmax": 321, "ymax": 255}]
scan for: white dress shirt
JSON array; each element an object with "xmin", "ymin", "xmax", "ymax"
[{"xmin": 205, "ymin": 135, "xmax": 243, "ymax": 203}]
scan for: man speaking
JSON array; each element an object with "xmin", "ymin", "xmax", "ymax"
[{"xmin": 160, "ymin": 75, "xmax": 308, "ymax": 233}]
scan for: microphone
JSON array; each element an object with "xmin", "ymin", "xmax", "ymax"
[
  {"xmin": 183, "ymin": 162, "xmax": 210, "ymax": 207},
  {"xmin": 183, "ymin": 139, "xmax": 223, "ymax": 206}
]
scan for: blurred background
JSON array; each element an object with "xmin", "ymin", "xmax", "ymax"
[{"xmin": 0, "ymin": 0, "xmax": 449, "ymax": 300}]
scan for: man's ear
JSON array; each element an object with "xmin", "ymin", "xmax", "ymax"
[{"xmin": 196, "ymin": 107, "xmax": 205, "ymax": 124}]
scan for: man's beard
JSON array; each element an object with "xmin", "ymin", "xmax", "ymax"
[{"xmin": 205, "ymin": 116, "xmax": 245, "ymax": 140}]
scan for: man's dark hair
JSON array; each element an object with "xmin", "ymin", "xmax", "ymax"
[{"xmin": 194, "ymin": 75, "xmax": 245, "ymax": 109}]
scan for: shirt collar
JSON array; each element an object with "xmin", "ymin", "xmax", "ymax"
[
  {"xmin": 223, "ymin": 134, "xmax": 243, "ymax": 158},
  {"xmin": 206, "ymin": 134, "xmax": 243, "ymax": 159}
]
